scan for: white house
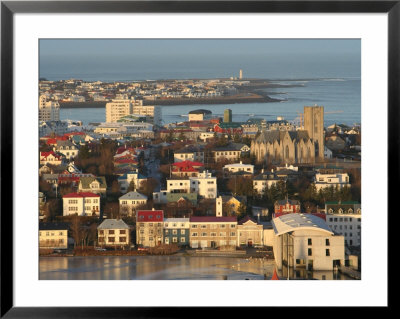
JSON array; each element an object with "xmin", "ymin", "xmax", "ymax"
[
  {"xmin": 39, "ymin": 222, "xmax": 69, "ymax": 249},
  {"xmin": 40, "ymin": 151, "xmax": 65, "ymax": 165},
  {"xmin": 253, "ymin": 171, "xmax": 282, "ymax": 196},
  {"xmin": 53, "ymin": 140, "xmax": 79, "ymax": 160},
  {"xmin": 62, "ymin": 192, "xmax": 101, "ymax": 216},
  {"xmin": 118, "ymin": 172, "xmax": 147, "ymax": 193},
  {"xmin": 223, "ymin": 161, "xmax": 254, "ymax": 176},
  {"xmin": 314, "ymin": 173, "xmax": 350, "ymax": 191},
  {"xmin": 272, "ymin": 213, "xmax": 345, "ymax": 271},
  {"xmin": 119, "ymin": 191, "xmax": 148, "ymax": 217},
  {"xmin": 98, "ymin": 219, "xmax": 130, "ymax": 248}
]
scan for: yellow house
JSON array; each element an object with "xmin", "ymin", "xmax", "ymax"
[
  {"xmin": 221, "ymin": 195, "xmax": 246, "ymax": 216},
  {"xmin": 39, "ymin": 222, "xmax": 69, "ymax": 249}
]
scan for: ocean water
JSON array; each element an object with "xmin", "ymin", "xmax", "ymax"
[{"xmin": 60, "ymin": 78, "xmax": 361, "ymax": 126}]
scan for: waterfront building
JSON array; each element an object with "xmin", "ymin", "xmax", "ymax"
[
  {"xmin": 39, "ymin": 95, "xmax": 60, "ymax": 122},
  {"xmin": 237, "ymin": 216, "xmax": 263, "ymax": 247},
  {"xmin": 106, "ymin": 99, "xmax": 133, "ymax": 123},
  {"xmin": 39, "ymin": 222, "xmax": 69, "ymax": 249},
  {"xmin": 325, "ymin": 201, "xmax": 361, "ymax": 247},
  {"xmin": 78, "ymin": 176, "xmax": 107, "ymax": 196},
  {"xmin": 188, "ymin": 109, "xmax": 212, "ymax": 122},
  {"xmin": 163, "ymin": 218, "xmax": 190, "ymax": 246},
  {"xmin": 62, "ymin": 192, "xmax": 100, "ymax": 216},
  {"xmin": 304, "ymin": 105, "xmax": 325, "ymax": 159},
  {"xmin": 53, "ymin": 140, "xmax": 79, "ymax": 160},
  {"xmin": 132, "ymin": 105, "xmax": 162, "ymax": 126},
  {"xmin": 314, "ymin": 173, "xmax": 350, "ymax": 191},
  {"xmin": 272, "ymin": 213, "xmax": 345, "ymax": 271},
  {"xmin": 224, "ymin": 109, "xmax": 232, "ymax": 123},
  {"xmin": 189, "ymin": 216, "xmax": 238, "ymax": 248},
  {"xmin": 174, "ymin": 145, "xmax": 205, "ymax": 163},
  {"xmin": 98, "ymin": 219, "xmax": 130, "ymax": 248},
  {"xmin": 136, "ymin": 210, "xmax": 164, "ymax": 247},
  {"xmin": 119, "ymin": 191, "xmax": 148, "ymax": 217}
]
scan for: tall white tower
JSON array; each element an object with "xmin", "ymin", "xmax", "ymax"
[{"xmin": 239, "ymin": 69, "xmax": 243, "ymax": 79}]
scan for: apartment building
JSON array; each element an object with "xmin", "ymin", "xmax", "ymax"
[
  {"xmin": 62, "ymin": 192, "xmax": 101, "ymax": 216},
  {"xmin": 163, "ymin": 218, "xmax": 190, "ymax": 246},
  {"xmin": 314, "ymin": 173, "xmax": 350, "ymax": 191},
  {"xmin": 189, "ymin": 216, "xmax": 237, "ymax": 248},
  {"xmin": 98, "ymin": 219, "xmax": 130, "ymax": 248},
  {"xmin": 106, "ymin": 99, "xmax": 133, "ymax": 123},
  {"xmin": 136, "ymin": 210, "xmax": 164, "ymax": 247},
  {"xmin": 39, "ymin": 95, "xmax": 60, "ymax": 122}
]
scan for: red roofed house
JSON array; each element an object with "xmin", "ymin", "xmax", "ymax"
[
  {"xmin": 171, "ymin": 160, "xmax": 204, "ymax": 177},
  {"xmin": 136, "ymin": 210, "xmax": 164, "ymax": 247},
  {"xmin": 62, "ymin": 192, "xmax": 101, "ymax": 217},
  {"xmin": 40, "ymin": 151, "xmax": 65, "ymax": 165},
  {"xmin": 45, "ymin": 135, "xmax": 69, "ymax": 146},
  {"xmin": 274, "ymin": 198, "xmax": 301, "ymax": 218},
  {"xmin": 189, "ymin": 216, "xmax": 237, "ymax": 249}
]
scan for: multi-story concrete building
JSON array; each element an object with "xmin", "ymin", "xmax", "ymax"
[
  {"xmin": 136, "ymin": 210, "xmax": 164, "ymax": 247},
  {"xmin": 163, "ymin": 218, "xmax": 190, "ymax": 246},
  {"xmin": 272, "ymin": 213, "xmax": 345, "ymax": 271},
  {"xmin": 62, "ymin": 192, "xmax": 101, "ymax": 216},
  {"xmin": 119, "ymin": 191, "xmax": 148, "ymax": 217},
  {"xmin": 39, "ymin": 222, "xmax": 69, "ymax": 249},
  {"xmin": 106, "ymin": 99, "xmax": 133, "ymax": 123},
  {"xmin": 98, "ymin": 219, "xmax": 130, "ymax": 248},
  {"xmin": 189, "ymin": 216, "xmax": 238, "ymax": 248},
  {"xmin": 188, "ymin": 109, "xmax": 212, "ymax": 122},
  {"xmin": 325, "ymin": 201, "xmax": 361, "ymax": 247},
  {"xmin": 314, "ymin": 173, "xmax": 350, "ymax": 191},
  {"xmin": 223, "ymin": 109, "xmax": 232, "ymax": 123},
  {"xmin": 132, "ymin": 105, "xmax": 162, "ymax": 126},
  {"xmin": 166, "ymin": 170, "xmax": 217, "ymax": 199},
  {"xmin": 39, "ymin": 95, "xmax": 60, "ymax": 122}
]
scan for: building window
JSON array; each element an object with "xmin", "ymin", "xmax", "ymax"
[
  {"xmin": 109, "ymin": 237, "xmax": 115, "ymax": 242},
  {"xmin": 326, "ymin": 239, "xmax": 330, "ymax": 246},
  {"xmin": 109, "ymin": 230, "xmax": 115, "ymax": 235},
  {"xmin": 308, "ymin": 248, "xmax": 312, "ymax": 256},
  {"xmin": 120, "ymin": 230, "xmax": 126, "ymax": 234},
  {"xmin": 308, "ymin": 238, "xmax": 312, "ymax": 245},
  {"xmin": 181, "ymin": 230, "xmax": 185, "ymax": 235},
  {"xmin": 326, "ymin": 249, "xmax": 330, "ymax": 256},
  {"xmin": 192, "ymin": 233, "xmax": 198, "ymax": 237},
  {"xmin": 173, "ymin": 237, "xmax": 178, "ymax": 243},
  {"xmin": 119, "ymin": 237, "xmax": 126, "ymax": 242}
]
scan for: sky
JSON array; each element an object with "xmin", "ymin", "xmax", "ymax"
[{"xmin": 39, "ymin": 39, "xmax": 361, "ymax": 81}]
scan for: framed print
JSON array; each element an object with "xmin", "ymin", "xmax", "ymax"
[{"xmin": 1, "ymin": 0, "xmax": 396, "ymax": 317}]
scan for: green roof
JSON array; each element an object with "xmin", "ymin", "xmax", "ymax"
[
  {"xmin": 79, "ymin": 176, "xmax": 107, "ymax": 189},
  {"xmin": 166, "ymin": 193, "xmax": 197, "ymax": 205}
]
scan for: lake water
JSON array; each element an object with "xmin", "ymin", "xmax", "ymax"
[
  {"xmin": 60, "ymin": 78, "xmax": 360, "ymax": 127},
  {"xmin": 39, "ymin": 256, "xmax": 352, "ymax": 280}
]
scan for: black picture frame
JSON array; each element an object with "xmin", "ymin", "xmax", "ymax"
[{"xmin": 1, "ymin": 0, "xmax": 396, "ymax": 317}]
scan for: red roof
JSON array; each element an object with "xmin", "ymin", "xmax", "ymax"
[
  {"xmin": 137, "ymin": 210, "xmax": 164, "ymax": 222},
  {"xmin": 40, "ymin": 151, "xmax": 63, "ymax": 160},
  {"xmin": 116, "ymin": 146, "xmax": 136, "ymax": 154},
  {"xmin": 63, "ymin": 192, "xmax": 100, "ymax": 198},
  {"xmin": 172, "ymin": 160, "xmax": 204, "ymax": 168},
  {"xmin": 189, "ymin": 216, "xmax": 237, "ymax": 223},
  {"xmin": 46, "ymin": 136, "xmax": 68, "ymax": 145},
  {"xmin": 114, "ymin": 158, "xmax": 138, "ymax": 164}
]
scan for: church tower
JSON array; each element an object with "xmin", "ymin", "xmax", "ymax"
[{"xmin": 304, "ymin": 105, "xmax": 324, "ymax": 160}]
